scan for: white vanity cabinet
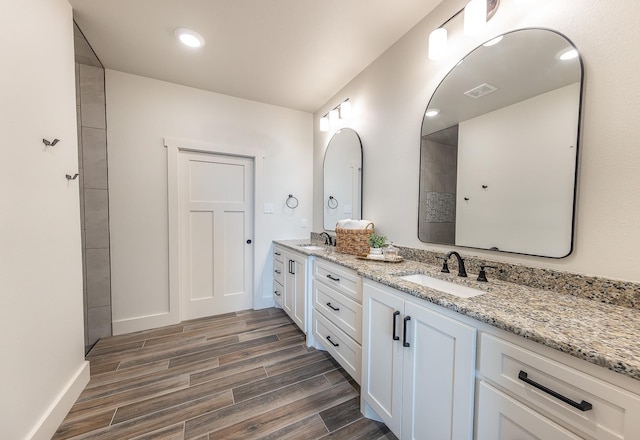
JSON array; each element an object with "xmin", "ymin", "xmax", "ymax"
[
  {"xmin": 476, "ymin": 331, "xmax": 640, "ymax": 440},
  {"xmin": 272, "ymin": 245, "xmax": 312, "ymax": 335},
  {"xmin": 362, "ymin": 279, "xmax": 476, "ymax": 440},
  {"xmin": 312, "ymin": 259, "xmax": 363, "ymax": 383}
]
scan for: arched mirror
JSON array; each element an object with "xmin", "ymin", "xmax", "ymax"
[
  {"xmin": 323, "ymin": 128, "xmax": 363, "ymax": 231},
  {"xmin": 419, "ymin": 28, "xmax": 583, "ymax": 258}
]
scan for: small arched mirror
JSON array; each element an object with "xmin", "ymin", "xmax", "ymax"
[
  {"xmin": 323, "ymin": 128, "xmax": 363, "ymax": 231},
  {"xmin": 419, "ymin": 28, "xmax": 583, "ymax": 258}
]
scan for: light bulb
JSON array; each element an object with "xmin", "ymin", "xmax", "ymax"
[
  {"xmin": 174, "ymin": 28, "xmax": 205, "ymax": 48},
  {"xmin": 319, "ymin": 116, "xmax": 329, "ymax": 132},
  {"xmin": 428, "ymin": 28, "xmax": 448, "ymax": 60},
  {"xmin": 464, "ymin": 0, "xmax": 487, "ymax": 36},
  {"xmin": 339, "ymin": 100, "xmax": 352, "ymax": 119}
]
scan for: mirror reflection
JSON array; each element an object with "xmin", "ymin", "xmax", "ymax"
[
  {"xmin": 419, "ymin": 28, "xmax": 582, "ymax": 257},
  {"xmin": 323, "ymin": 128, "xmax": 363, "ymax": 231}
]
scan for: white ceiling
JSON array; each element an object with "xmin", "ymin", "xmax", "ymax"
[{"xmin": 69, "ymin": 0, "xmax": 445, "ymax": 113}]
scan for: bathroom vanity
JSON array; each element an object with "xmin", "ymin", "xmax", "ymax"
[{"xmin": 273, "ymin": 239, "xmax": 640, "ymax": 439}]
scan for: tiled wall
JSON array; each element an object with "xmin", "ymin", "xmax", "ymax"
[
  {"xmin": 74, "ymin": 23, "xmax": 111, "ymax": 352},
  {"xmin": 418, "ymin": 126, "xmax": 458, "ymax": 244}
]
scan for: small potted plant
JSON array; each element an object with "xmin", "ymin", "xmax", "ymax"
[{"xmin": 368, "ymin": 233, "xmax": 387, "ymax": 255}]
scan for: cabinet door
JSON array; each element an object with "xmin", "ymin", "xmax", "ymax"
[
  {"xmin": 402, "ymin": 300, "xmax": 476, "ymax": 440},
  {"xmin": 362, "ymin": 282, "xmax": 405, "ymax": 436},
  {"xmin": 477, "ymin": 381, "xmax": 583, "ymax": 440},
  {"xmin": 291, "ymin": 256, "xmax": 307, "ymax": 330},
  {"xmin": 283, "ymin": 258, "xmax": 294, "ymax": 317}
]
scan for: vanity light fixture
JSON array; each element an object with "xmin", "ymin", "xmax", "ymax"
[
  {"xmin": 319, "ymin": 115, "xmax": 330, "ymax": 132},
  {"xmin": 175, "ymin": 28, "xmax": 205, "ymax": 48},
  {"xmin": 319, "ymin": 99, "xmax": 352, "ymax": 132},
  {"xmin": 428, "ymin": 28, "xmax": 448, "ymax": 60},
  {"xmin": 339, "ymin": 99, "xmax": 352, "ymax": 119},
  {"xmin": 464, "ymin": 0, "xmax": 488, "ymax": 36},
  {"xmin": 428, "ymin": 0, "xmax": 500, "ymax": 60}
]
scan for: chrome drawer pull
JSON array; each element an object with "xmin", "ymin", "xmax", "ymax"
[
  {"xmin": 326, "ymin": 274, "xmax": 340, "ymax": 282},
  {"xmin": 518, "ymin": 371, "xmax": 593, "ymax": 412},
  {"xmin": 326, "ymin": 335, "xmax": 339, "ymax": 347},
  {"xmin": 326, "ymin": 302, "xmax": 340, "ymax": 311}
]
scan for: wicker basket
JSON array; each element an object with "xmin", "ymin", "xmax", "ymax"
[{"xmin": 336, "ymin": 222, "xmax": 374, "ymax": 255}]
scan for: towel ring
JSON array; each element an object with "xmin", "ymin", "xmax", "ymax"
[
  {"xmin": 327, "ymin": 196, "xmax": 338, "ymax": 209},
  {"xmin": 286, "ymin": 194, "xmax": 299, "ymax": 209}
]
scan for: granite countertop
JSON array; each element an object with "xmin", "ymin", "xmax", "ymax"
[{"xmin": 274, "ymin": 239, "xmax": 640, "ymax": 383}]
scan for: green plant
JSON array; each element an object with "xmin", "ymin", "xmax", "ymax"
[{"xmin": 368, "ymin": 233, "xmax": 387, "ymax": 249}]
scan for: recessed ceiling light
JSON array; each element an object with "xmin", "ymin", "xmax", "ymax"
[
  {"xmin": 483, "ymin": 35, "xmax": 503, "ymax": 47},
  {"xmin": 425, "ymin": 109, "xmax": 440, "ymax": 117},
  {"xmin": 174, "ymin": 28, "xmax": 205, "ymax": 48}
]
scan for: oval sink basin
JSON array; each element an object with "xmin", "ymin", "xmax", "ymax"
[
  {"xmin": 399, "ymin": 274, "xmax": 486, "ymax": 298},
  {"xmin": 297, "ymin": 244, "xmax": 326, "ymax": 251}
]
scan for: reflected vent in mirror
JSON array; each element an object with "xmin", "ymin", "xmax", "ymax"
[{"xmin": 464, "ymin": 83, "xmax": 498, "ymax": 99}]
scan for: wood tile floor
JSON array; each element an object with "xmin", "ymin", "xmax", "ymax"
[{"xmin": 54, "ymin": 308, "xmax": 396, "ymax": 439}]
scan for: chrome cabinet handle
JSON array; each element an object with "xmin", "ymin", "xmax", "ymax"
[{"xmin": 518, "ymin": 371, "xmax": 593, "ymax": 412}]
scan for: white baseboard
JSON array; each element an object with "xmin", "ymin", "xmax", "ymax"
[
  {"xmin": 28, "ymin": 361, "xmax": 90, "ymax": 440},
  {"xmin": 112, "ymin": 311, "xmax": 178, "ymax": 335}
]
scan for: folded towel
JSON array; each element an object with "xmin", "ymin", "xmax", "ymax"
[{"xmin": 336, "ymin": 219, "xmax": 374, "ymax": 229}]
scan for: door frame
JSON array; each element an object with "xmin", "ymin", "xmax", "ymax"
[{"xmin": 165, "ymin": 137, "xmax": 266, "ymax": 323}]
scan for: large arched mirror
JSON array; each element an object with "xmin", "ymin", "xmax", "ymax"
[
  {"xmin": 419, "ymin": 28, "xmax": 583, "ymax": 258},
  {"xmin": 323, "ymin": 128, "xmax": 363, "ymax": 231}
]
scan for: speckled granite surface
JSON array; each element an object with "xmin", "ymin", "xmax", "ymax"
[{"xmin": 277, "ymin": 239, "xmax": 640, "ymax": 382}]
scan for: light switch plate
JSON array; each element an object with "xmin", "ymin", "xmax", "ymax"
[{"xmin": 264, "ymin": 203, "xmax": 274, "ymax": 214}]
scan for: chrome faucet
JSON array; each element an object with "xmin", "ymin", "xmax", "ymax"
[{"xmin": 444, "ymin": 251, "xmax": 467, "ymax": 277}]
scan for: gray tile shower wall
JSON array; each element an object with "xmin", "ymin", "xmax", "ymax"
[{"xmin": 75, "ymin": 21, "xmax": 111, "ymax": 351}]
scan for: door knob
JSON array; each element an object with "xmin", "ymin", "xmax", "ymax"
[{"xmin": 246, "ymin": 239, "xmax": 252, "ymax": 244}]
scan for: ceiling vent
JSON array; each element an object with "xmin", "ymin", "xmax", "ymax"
[{"xmin": 464, "ymin": 83, "xmax": 498, "ymax": 99}]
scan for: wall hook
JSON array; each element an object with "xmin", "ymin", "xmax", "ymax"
[
  {"xmin": 286, "ymin": 194, "xmax": 299, "ymax": 209},
  {"xmin": 66, "ymin": 173, "xmax": 79, "ymax": 180},
  {"xmin": 43, "ymin": 138, "xmax": 60, "ymax": 147},
  {"xmin": 482, "ymin": 185, "xmax": 488, "ymax": 189},
  {"xmin": 464, "ymin": 197, "xmax": 470, "ymax": 201}
]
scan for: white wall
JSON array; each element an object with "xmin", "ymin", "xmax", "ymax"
[
  {"xmin": 0, "ymin": 1, "xmax": 89, "ymax": 439},
  {"xmin": 314, "ymin": 0, "xmax": 640, "ymax": 282},
  {"xmin": 106, "ymin": 71, "xmax": 313, "ymax": 333},
  {"xmin": 456, "ymin": 84, "xmax": 579, "ymax": 256}
]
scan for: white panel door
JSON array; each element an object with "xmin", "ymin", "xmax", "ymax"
[{"xmin": 179, "ymin": 151, "xmax": 254, "ymax": 320}]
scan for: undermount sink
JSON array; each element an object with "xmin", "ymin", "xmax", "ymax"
[
  {"xmin": 399, "ymin": 274, "xmax": 486, "ymax": 298},
  {"xmin": 297, "ymin": 244, "xmax": 326, "ymax": 251}
]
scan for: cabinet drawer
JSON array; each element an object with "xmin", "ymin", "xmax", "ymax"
[
  {"xmin": 477, "ymin": 380, "xmax": 583, "ymax": 440},
  {"xmin": 314, "ymin": 281, "xmax": 362, "ymax": 343},
  {"xmin": 314, "ymin": 259, "xmax": 362, "ymax": 303},
  {"xmin": 273, "ymin": 260, "xmax": 284, "ymax": 284},
  {"xmin": 273, "ymin": 280, "xmax": 283, "ymax": 307},
  {"xmin": 313, "ymin": 311, "xmax": 361, "ymax": 384},
  {"xmin": 273, "ymin": 247, "xmax": 284, "ymax": 263},
  {"xmin": 479, "ymin": 332, "xmax": 640, "ymax": 440}
]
